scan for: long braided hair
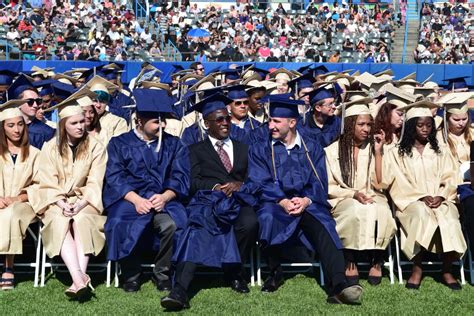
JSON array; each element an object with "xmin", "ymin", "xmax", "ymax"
[
  {"xmin": 398, "ymin": 117, "xmax": 440, "ymax": 157},
  {"xmin": 338, "ymin": 115, "xmax": 374, "ymax": 187}
]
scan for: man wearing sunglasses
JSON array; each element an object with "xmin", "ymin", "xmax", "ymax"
[
  {"xmin": 226, "ymin": 85, "xmax": 260, "ymax": 133},
  {"xmin": 7, "ymin": 74, "xmax": 55, "ymax": 149},
  {"xmin": 190, "ymin": 62, "xmax": 205, "ymax": 76},
  {"xmin": 162, "ymin": 93, "xmax": 258, "ymax": 311}
]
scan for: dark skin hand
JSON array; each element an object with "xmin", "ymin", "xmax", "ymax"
[{"xmin": 215, "ymin": 181, "xmax": 242, "ymax": 197}]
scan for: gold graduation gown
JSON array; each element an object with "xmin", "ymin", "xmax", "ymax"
[
  {"xmin": 32, "ymin": 137, "xmax": 107, "ymax": 257},
  {"xmin": 382, "ymin": 145, "xmax": 466, "ymax": 260},
  {"xmin": 165, "ymin": 111, "xmax": 197, "ymax": 137},
  {"xmin": 325, "ymin": 141, "xmax": 396, "ymax": 251},
  {"xmin": 436, "ymin": 128, "xmax": 474, "ymax": 183},
  {"xmin": 97, "ymin": 111, "xmax": 129, "ymax": 146},
  {"xmin": 0, "ymin": 147, "xmax": 40, "ymax": 254}
]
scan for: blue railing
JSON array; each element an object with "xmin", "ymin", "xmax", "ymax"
[
  {"xmin": 401, "ymin": 17, "xmax": 409, "ymax": 63},
  {"xmin": 135, "ymin": 0, "xmax": 147, "ymax": 20},
  {"xmin": 167, "ymin": 40, "xmax": 182, "ymax": 62}
]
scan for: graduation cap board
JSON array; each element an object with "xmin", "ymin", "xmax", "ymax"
[
  {"xmin": 444, "ymin": 75, "xmax": 470, "ymax": 91},
  {"xmin": 307, "ymin": 84, "xmax": 335, "ymax": 105},
  {"xmin": 385, "ymin": 85, "xmax": 418, "ymax": 108},
  {"xmin": 191, "ymin": 93, "xmax": 233, "ymax": 118},
  {"xmin": 139, "ymin": 81, "xmax": 171, "ymax": 92},
  {"xmin": 227, "ymin": 84, "xmax": 249, "ymax": 100},
  {"xmin": 44, "ymin": 87, "xmax": 96, "ymax": 120},
  {"xmin": 268, "ymin": 96, "xmax": 305, "ymax": 119},
  {"xmin": 398, "ymin": 99, "xmax": 440, "ymax": 121},
  {"xmin": 7, "ymin": 74, "xmax": 35, "ymax": 100},
  {"xmin": 439, "ymin": 92, "xmax": 474, "ymax": 114},
  {"xmin": 133, "ymin": 88, "xmax": 174, "ymax": 115},
  {"xmin": 268, "ymin": 68, "xmax": 294, "ymax": 82},
  {"xmin": 0, "ymin": 70, "xmax": 17, "ymax": 86},
  {"xmin": 0, "ymin": 99, "xmax": 26, "ymax": 121},
  {"xmin": 85, "ymin": 75, "xmax": 119, "ymax": 94}
]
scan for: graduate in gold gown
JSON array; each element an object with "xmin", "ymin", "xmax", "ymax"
[
  {"xmin": 326, "ymin": 98, "xmax": 396, "ymax": 286},
  {"xmin": 85, "ymin": 76, "xmax": 129, "ymax": 145},
  {"xmin": 0, "ymin": 100, "xmax": 40, "ymax": 290},
  {"xmin": 378, "ymin": 100, "xmax": 467, "ymax": 290},
  {"xmin": 32, "ymin": 89, "xmax": 108, "ymax": 299},
  {"xmin": 436, "ymin": 93, "xmax": 474, "ymax": 183}
]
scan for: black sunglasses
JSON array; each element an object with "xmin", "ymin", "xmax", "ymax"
[
  {"xmin": 25, "ymin": 98, "xmax": 43, "ymax": 106},
  {"xmin": 207, "ymin": 115, "xmax": 231, "ymax": 124},
  {"xmin": 234, "ymin": 100, "xmax": 249, "ymax": 105}
]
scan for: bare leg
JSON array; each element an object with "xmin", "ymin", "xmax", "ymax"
[
  {"xmin": 344, "ymin": 250, "xmax": 359, "ymax": 277},
  {"xmin": 369, "ymin": 250, "xmax": 384, "ymax": 277},
  {"xmin": 407, "ymin": 252, "xmax": 423, "ymax": 285},
  {"xmin": 60, "ymin": 223, "xmax": 86, "ymax": 290},
  {"xmin": 72, "ymin": 221, "xmax": 90, "ymax": 274},
  {"xmin": 1, "ymin": 255, "xmax": 15, "ymax": 284}
]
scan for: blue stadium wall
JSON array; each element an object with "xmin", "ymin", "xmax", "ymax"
[{"xmin": 4, "ymin": 61, "xmax": 474, "ymax": 86}]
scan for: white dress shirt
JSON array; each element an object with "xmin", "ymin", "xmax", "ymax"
[
  {"xmin": 209, "ymin": 135, "xmax": 234, "ymax": 166},
  {"xmin": 272, "ymin": 132, "xmax": 302, "ymax": 155}
]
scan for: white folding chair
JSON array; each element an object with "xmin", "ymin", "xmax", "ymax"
[
  {"xmin": 394, "ymin": 232, "xmax": 466, "ymax": 285},
  {"xmin": 39, "ymin": 227, "xmax": 110, "ymax": 287},
  {"xmin": 110, "ymin": 250, "xmax": 256, "ymax": 288},
  {"xmin": 0, "ymin": 221, "xmax": 42, "ymax": 287},
  {"xmin": 255, "ymin": 245, "xmax": 325, "ymax": 287}
]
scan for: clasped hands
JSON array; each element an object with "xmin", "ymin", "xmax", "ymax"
[
  {"xmin": 279, "ymin": 197, "xmax": 311, "ymax": 216},
  {"xmin": 353, "ymin": 191, "xmax": 374, "ymax": 205},
  {"xmin": 57, "ymin": 199, "xmax": 88, "ymax": 217},
  {"xmin": 420, "ymin": 196, "xmax": 444, "ymax": 209},
  {"xmin": 134, "ymin": 194, "xmax": 167, "ymax": 215},
  {"xmin": 214, "ymin": 181, "xmax": 242, "ymax": 197},
  {"xmin": 0, "ymin": 196, "xmax": 16, "ymax": 209}
]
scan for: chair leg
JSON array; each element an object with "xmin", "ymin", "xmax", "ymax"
[
  {"xmin": 388, "ymin": 241, "xmax": 395, "ymax": 285},
  {"xmin": 114, "ymin": 261, "xmax": 119, "ymax": 288},
  {"xmin": 33, "ymin": 224, "xmax": 42, "ymax": 288},
  {"xmin": 469, "ymin": 246, "xmax": 474, "ymax": 285},
  {"xmin": 250, "ymin": 248, "xmax": 255, "ymax": 287},
  {"xmin": 106, "ymin": 261, "xmax": 111, "ymax": 288},
  {"xmin": 256, "ymin": 246, "xmax": 262, "ymax": 286},
  {"xmin": 460, "ymin": 257, "xmax": 466, "ymax": 285},
  {"xmin": 395, "ymin": 234, "xmax": 403, "ymax": 284},
  {"xmin": 40, "ymin": 244, "xmax": 47, "ymax": 287},
  {"xmin": 319, "ymin": 262, "xmax": 325, "ymax": 287}
]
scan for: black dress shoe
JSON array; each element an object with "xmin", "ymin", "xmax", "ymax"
[
  {"xmin": 122, "ymin": 280, "xmax": 141, "ymax": 292},
  {"xmin": 161, "ymin": 285, "xmax": 190, "ymax": 311},
  {"xmin": 346, "ymin": 275, "xmax": 360, "ymax": 286},
  {"xmin": 405, "ymin": 282, "xmax": 420, "ymax": 290},
  {"xmin": 230, "ymin": 279, "xmax": 250, "ymax": 293},
  {"xmin": 261, "ymin": 271, "xmax": 284, "ymax": 293},
  {"xmin": 152, "ymin": 277, "xmax": 172, "ymax": 291},
  {"xmin": 367, "ymin": 275, "xmax": 382, "ymax": 286},
  {"xmin": 442, "ymin": 280, "xmax": 462, "ymax": 291}
]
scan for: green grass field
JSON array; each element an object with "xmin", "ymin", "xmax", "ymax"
[{"xmin": 1, "ymin": 269, "xmax": 474, "ymax": 315}]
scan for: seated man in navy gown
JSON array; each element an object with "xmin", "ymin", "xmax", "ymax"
[
  {"xmin": 7, "ymin": 74, "xmax": 55, "ymax": 149},
  {"xmin": 247, "ymin": 96, "xmax": 363, "ymax": 304},
  {"xmin": 297, "ymin": 85, "xmax": 341, "ymax": 148},
  {"xmin": 104, "ymin": 89, "xmax": 190, "ymax": 293},
  {"xmin": 161, "ymin": 93, "xmax": 258, "ymax": 310}
]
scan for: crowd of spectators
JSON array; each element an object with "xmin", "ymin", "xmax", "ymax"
[
  {"xmin": 0, "ymin": 0, "xmax": 400, "ymax": 63},
  {"xmin": 170, "ymin": 2, "xmax": 400, "ymax": 63},
  {"xmin": 414, "ymin": 1, "xmax": 474, "ymax": 64}
]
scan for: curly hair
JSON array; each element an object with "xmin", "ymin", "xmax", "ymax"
[
  {"xmin": 374, "ymin": 102, "xmax": 400, "ymax": 144},
  {"xmin": 338, "ymin": 115, "xmax": 374, "ymax": 187},
  {"xmin": 398, "ymin": 117, "xmax": 440, "ymax": 157}
]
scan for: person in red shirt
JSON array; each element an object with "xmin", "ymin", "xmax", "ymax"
[{"xmin": 18, "ymin": 20, "xmax": 33, "ymax": 33}]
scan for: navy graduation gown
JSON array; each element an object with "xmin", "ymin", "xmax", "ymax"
[
  {"xmin": 298, "ymin": 112, "xmax": 341, "ymax": 148},
  {"xmin": 233, "ymin": 117, "xmax": 261, "ymax": 133},
  {"xmin": 247, "ymin": 136, "xmax": 342, "ymax": 251},
  {"xmin": 28, "ymin": 119, "xmax": 55, "ymax": 149},
  {"xmin": 104, "ymin": 131, "xmax": 190, "ymax": 261},
  {"xmin": 180, "ymin": 123, "xmax": 247, "ymax": 147}
]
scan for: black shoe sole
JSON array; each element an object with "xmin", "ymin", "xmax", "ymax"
[
  {"xmin": 161, "ymin": 297, "xmax": 189, "ymax": 310},
  {"xmin": 367, "ymin": 276, "xmax": 382, "ymax": 286},
  {"xmin": 405, "ymin": 282, "xmax": 420, "ymax": 290}
]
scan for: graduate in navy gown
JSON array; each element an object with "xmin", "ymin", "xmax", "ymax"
[
  {"xmin": 226, "ymin": 85, "xmax": 260, "ymax": 132},
  {"xmin": 161, "ymin": 93, "xmax": 258, "ymax": 311},
  {"xmin": 297, "ymin": 85, "xmax": 341, "ymax": 148},
  {"xmin": 104, "ymin": 89, "xmax": 190, "ymax": 293},
  {"xmin": 247, "ymin": 97, "xmax": 363, "ymax": 304},
  {"xmin": 7, "ymin": 74, "xmax": 55, "ymax": 149}
]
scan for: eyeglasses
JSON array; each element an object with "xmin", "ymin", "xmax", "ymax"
[
  {"xmin": 196, "ymin": 68, "xmax": 204, "ymax": 72},
  {"xmin": 207, "ymin": 115, "xmax": 231, "ymax": 124},
  {"xmin": 234, "ymin": 100, "xmax": 249, "ymax": 105},
  {"xmin": 25, "ymin": 98, "xmax": 43, "ymax": 106}
]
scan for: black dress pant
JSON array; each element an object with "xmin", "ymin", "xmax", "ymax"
[
  {"xmin": 174, "ymin": 205, "xmax": 258, "ymax": 291},
  {"xmin": 263, "ymin": 212, "xmax": 347, "ymax": 296},
  {"xmin": 119, "ymin": 213, "xmax": 177, "ymax": 281},
  {"xmin": 462, "ymin": 195, "xmax": 474, "ymax": 249}
]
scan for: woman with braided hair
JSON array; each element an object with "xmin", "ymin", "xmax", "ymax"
[
  {"xmin": 377, "ymin": 100, "xmax": 466, "ymax": 291},
  {"xmin": 325, "ymin": 99, "xmax": 396, "ymax": 286}
]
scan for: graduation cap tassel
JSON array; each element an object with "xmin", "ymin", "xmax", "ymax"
[
  {"xmin": 399, "ymin": 111, "xmax": 407, "ymax": 143},
  {"xmin": 156, "ymin": 116, "xmax": 163, "ymax": 153},
  {"xmin": 340, "ymin": 103, "xmax": 346, "ymax": 134},
  {"xmin": 442, "ymin": 106, "xmax": 448, "ymax": 143}
]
